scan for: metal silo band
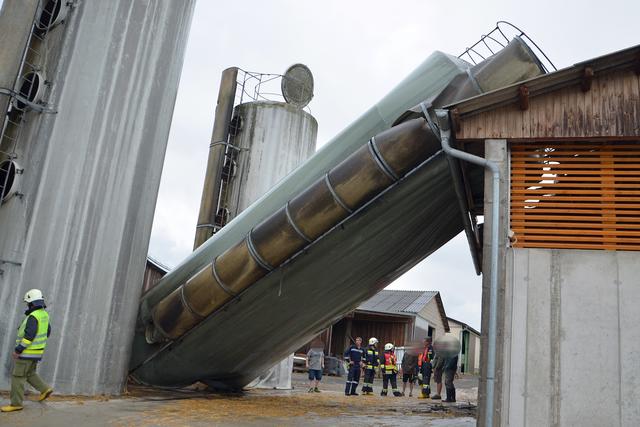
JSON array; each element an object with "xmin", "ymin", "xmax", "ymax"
[
  {"xmin": 246, "ymin": 232, "xmax": 275, "ymax": 271},
  {"xmin": 211, "ymin": 261, "xmax": 236, "ymax": 297},
  {"xmin": 180, "ymin": 286, "xmax": 204, "ymax": 320},
  {"xmin": 324, "ymin": 173, "xmax": 352, "ymax": 214},
  {"xmin": 285, "ymin": 202, "xmax": 312, "ymax": 243},
  {"xmin": 369, "ymin": 137, "xmax": 400, "ymax": 181}
]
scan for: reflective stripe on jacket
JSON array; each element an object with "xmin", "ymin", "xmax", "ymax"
[
  {"xmin": 16, "ymin": 308, "xmax": 49, "ymax": 359},
  {"xmin": 381, "ymin": 352, "xmax": 398, "ymax": 374}
]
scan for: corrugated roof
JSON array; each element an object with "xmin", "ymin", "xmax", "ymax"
[{"xmin": 358, "ymin": 290, "xmax": 438, "ymax": 314}]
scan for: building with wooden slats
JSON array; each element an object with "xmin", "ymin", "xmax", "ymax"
[{"xmin": 442, "ymin": 44, "xmax": 640, "ymax": 426}]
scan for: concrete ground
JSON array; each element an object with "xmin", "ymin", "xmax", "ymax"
[{"xmin": 0, "ymin": 372, "xmax": 478, "ymax": 426}]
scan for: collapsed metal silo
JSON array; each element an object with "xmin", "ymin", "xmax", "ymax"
[{"xmin": 130, "ymin": 35, "xmax": 548, "ymax": 390}]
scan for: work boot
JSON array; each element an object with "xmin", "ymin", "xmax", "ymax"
[
  {"xmin": 349, "ymin": 384, "xmax": 359, "ymax": 395},
  {"xmin": 1, "ymin": 405, "xmax": 23, "ymax": 412},
  {"xmin": 38, "ymin": 388, "xmax": 53, "ymax": 402},
  {"xmin": 445, "ymin": 388, "xmax": 456, "ymax": 402}
]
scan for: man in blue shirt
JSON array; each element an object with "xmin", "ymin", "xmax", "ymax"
[{"xmin": 343, "ymin": 337, "xmax": 365, "ymax": 396}]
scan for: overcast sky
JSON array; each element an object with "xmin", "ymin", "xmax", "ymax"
[{"xmin": 149, "ymin": 0, "xmax": 639, "ymax": 331}]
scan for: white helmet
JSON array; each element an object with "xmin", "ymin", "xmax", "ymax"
[
  {"xmin": 368, "ymin": 337, "xmax": 378, "ymax": 346},
  {"xmin": 384, "ymin": 343, "xmax": 394, "ymax": 351},
  {"xmin": 24, "ymin": 289, "xmax": 44, "ymax": 303}
]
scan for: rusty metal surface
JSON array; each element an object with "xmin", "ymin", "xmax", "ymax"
[
  {"xmin": 329, "ymin": 143, "xmax": 394, "ymax": 211},
  {"xmin": 183, "ymin": 265, "xmax": 233, "ymax": 318},
  {"xmin": 251, "ymin": 207, "xmax": 308, "ymax": 268},
  {"xmin": 215, "ymin": 239, "xmax": 268, "ymax": 294},
  {"xmin": 152, "ymin": 286, "xmax": 201, "ymax": 341},
  {"xmin": 288, "ymin": 178, "xmax": 350, "ymax": 241}
]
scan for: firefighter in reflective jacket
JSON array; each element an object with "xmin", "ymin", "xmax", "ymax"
[
  {"xmin": 344, "ymin": 337, "xmax": 365, "ymax": 396},
  {"xmin": 380, "ymin": 343, "xmax": 402, "ymax": 397},
  {"xmin": 417, "ymin": 336, "xmax": 434, "ymax": 399},
  {"xmin": 361, "ymin": 337, "xmax": 380, "ymax": 395},
  {"xmin": 1, "ymin": 289, "xmax": 54, "ymax": 413}
]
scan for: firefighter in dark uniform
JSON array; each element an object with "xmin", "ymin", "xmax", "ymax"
[
  {"xmin": 417, "ymin": 336, "xmax": 434, "ymax": 399},
  {"xmin": 343, "ymin": 337, "xmax": 365, "ymax": 396},
  {"xmin": 380, "ymin": 343, "xmax": 402, "ymax": 397},
  {"xmin": 361, "ymin": 337, "xmax": 379, "ymax": 395}
]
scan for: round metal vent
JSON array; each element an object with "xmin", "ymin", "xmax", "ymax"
[
  {"xmin": 0, "ymin": 160, "xmax": 18, "ymax": 203},
  {"xmin": 36, "ymin": 0, "xmax": 68, "ymax": 31},
  {"xmin": 15, "ymin": 71, "xmax": 45, "ymax": 111},
  {"xmin": 281, "ymin": 64, "xmax": 314, "ymax": 108}
]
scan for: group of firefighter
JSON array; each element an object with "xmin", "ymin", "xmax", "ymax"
[{"xmin": 344, "ymin": 336, "xmax": 457, "ymax": 402}]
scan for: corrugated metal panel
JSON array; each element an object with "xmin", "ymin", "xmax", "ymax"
[
  {"xmin": 0, "ymin": 0, "xmax": 195, "ymax": 395},
  {"xmin": 511, "ymin": 141, "xmax": 640, "ymax": 251},
  {"xmin": 358, "ymin": 290, "xmax": 436, "ymax": 314},
  {"xmin": 404, "ymin": 291, "xmax": 437, "ymax": 313}
]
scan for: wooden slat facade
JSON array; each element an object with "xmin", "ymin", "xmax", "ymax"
[
  {"xmin": 455, "ymin": 69, "xmax": 640, "ymax": 141},
  {"xmin": 510, "ymin": 142, "xmax": 640, "ymax": 251}
]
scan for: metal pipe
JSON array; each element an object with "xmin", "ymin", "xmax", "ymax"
[
  {"xmin": 194, "ymin": 67, "xmax": 238, "ymax": 249},
  {"xmin": 433, "ymin": 107, "xmax": 500, "ymax": 427}
]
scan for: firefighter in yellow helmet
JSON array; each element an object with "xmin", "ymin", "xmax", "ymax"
[{"xmin": 1, "ymin": 289, "xmax": 53, "ymax": 413}]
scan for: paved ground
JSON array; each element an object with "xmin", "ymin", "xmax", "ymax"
[{"xmin": 0, "ymin": 372, "xmax": 478, "ymax": 426}]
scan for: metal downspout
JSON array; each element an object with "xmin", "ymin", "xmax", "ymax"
[{"xmin": 428, "ymin": 105, "xmax": 500, "ymax": 427}]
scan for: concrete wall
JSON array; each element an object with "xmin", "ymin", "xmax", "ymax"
[
  {"xmin": 502, "ymin": 248, "xmax": 640, "ymax": 427},
  {"xmin": 0, "ymin": 0, "xmax": 195, "ymax": 395},
  {"xmin": 479, "ymin": 138, "xmax": 640, "ymax": 426}
]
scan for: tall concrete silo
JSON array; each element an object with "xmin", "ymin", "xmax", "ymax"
[{"xmin": 0, "ymin": 0, "xmax": 195, "ymax": 395}]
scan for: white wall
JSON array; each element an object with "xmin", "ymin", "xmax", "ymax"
[
  {"xmin": 502, "ymin": 248, "xmax": 640, "ymax": 426},
  {"xmin": 417, "ymin": 297, "xmax": 446, "ymax": 339}
]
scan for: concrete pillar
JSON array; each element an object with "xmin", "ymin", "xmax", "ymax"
[
  {"xmin": 477, "ymin": 139, "xmax": 509, "ymax": 426},
  {"xmin": 0, "ymin": 0, "xmax": 39, "ymax": 135}
]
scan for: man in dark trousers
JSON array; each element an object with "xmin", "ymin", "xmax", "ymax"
[
  {"xmin": 343, "ymin": 337, "xmax": 365, "ymax": 396},
  {"xmin": 361, "ymin": 337, "xmax": 379, "ymax": 395},
  {"xmin": 443, "ymin": 354, "xmax": 459, "ymax": 403},
  {"xmin": 2, "ymin": 289, "xmax": 53, "ymax": 413},
  {"xmin": 417, "ymin": 337, "xmax": 434, "ymax": 399}
]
